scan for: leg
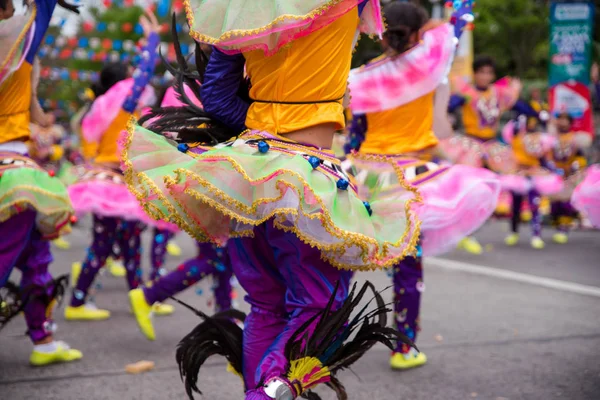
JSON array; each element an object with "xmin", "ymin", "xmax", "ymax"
[
  {"xmin": 392, "ymin": 256, "xmax": 424, "ymax": 353},
  {"xmin": 212, "ymin": 245, "xmax": 233, "ymax": 313},
  {"xmin": 528, "ymin": 189, "xmax": 542, "ymax": 237},
  {"xmin": 119, "ymin": 220, "xmax": 145, "ymax": 290},
  {"xmin": 228, "ymin": 229, "xmax": 287, "ymax": 390},
  {"xmin": 142, "ymin": 242, "xmax": 220, "ymax": 305},
  {"xmin": 511, "ymin": 193, "xmax": 523, "ymax": 234},
  {"xmin": 552, "ymin": 201, "xmax": 574, "ymax": 244},
  {"xmin": 149, "ymin": 228, "xmax": 170, "ymax": 281},
  {"xmin": 249, "ymin": 221, "xmax": 352, "ymax": 388},
  {"xmin": 0, "ymin": 211, "xmax": 37, "ymax": 287},
  {"xmin": 70, "ymin": 215, "xmax": 118, "ymax": 306}
]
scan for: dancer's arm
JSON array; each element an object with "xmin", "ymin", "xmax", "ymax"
[{"xmin": 200, "ymin": 49, "xmax": 249, "ymax": 132}]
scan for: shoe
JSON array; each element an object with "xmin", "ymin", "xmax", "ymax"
[
  {"xmin": 152, "ymin": 302, "xmax": 174, "ymax": 316},
  {"xmin": 166, "ymin": 241, "xmax": 182, "ymax": 257},
  {"xmin": 71, "ymin": 262, "xmax": 82, "ymax": 288},
  {"xmin": 552, "ymin": 232, "xmax": 568, "ymax": 244},
  {"xmin": 390, "ymin": 349, "xmax": 427, "ymax": 370},
  {"xmin": 30, "ymin": 341, "xmax": 82, "ymax": 366},
  {"xmin": 504, "ymin": 233, "xmax": 519, "ymax": 246},
  {"xmin": 129, "ymin": 288, "xmax": 155, "ymax": 340},
  {"xmin": 64, "ymin": 304, "xmax": 110, "ymax": 321},
  {"xmin": 457, "ymin": 237, "xmax": 483, "ymax": 255},
  {"xmin": 52, "ymin": 237, "xmax": 71, "ymax": 250},
  {"xmin": 531, "ymin": 236, "xmax": 545, "ymax": 250},
  {"xmin": 106, "ymin": 258, "xmax": 126, "ymax": 277}
]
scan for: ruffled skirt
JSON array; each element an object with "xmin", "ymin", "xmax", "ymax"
[
  {"xmin": 122, "ymin": 126, "xmax": 421, "ymax": 270},
  {"xmin": 571, "ymin": 165, "xmax": 600, "ymax": 228},
  {"xmin": 345, "ymin": 154, "xmax": 500, "ymax": 257},
  {"xmin": 0, "ymin": 152, "xmax": 73, "ymax": 239},
  {"xmin": 67, "ymin": 164, "xmax": 178, "ymax": 232}
]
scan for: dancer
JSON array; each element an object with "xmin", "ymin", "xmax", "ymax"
[
  {"xmin": 124, "ymin": 3, "xmax": 418, "ymax": 399},
  {"xmin": 64, "ymin": 10, "xmax": 173, "ymax": 321},
  {"xmin": 496, "ymin": 115, "xmax": 563, "ymax": 249},
  {"xmin": 0, "ymin": 0, "xmax": 82, "ymax": 366},
  {"xmin": 445, "ymin": 55, "xmax": 543, "ymax": 254},
  {"xmin": 345, "ymin": 1, "xmax": 498, "ymax": 370},
  {"xmin": 549, "ymin": 112, "xmax": 589, "ymax": 242}
]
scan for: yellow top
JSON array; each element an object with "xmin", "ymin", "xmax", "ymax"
[
  {"xmin": 462, "ymin": 88, "xmax": 498, "ymax": 140},
  {"xmin": 0, "ymin": 63, "xmax": 32, "ymax": 144},
  {"xmin": 553, "ymin": 133, "xmax": 587, "ymax": 174},
  {"xmin": 94, "ymin": 109, "xmax": 130, "ymax": 164},
  {"xmin": 512, "ymin": 135, "xmax": 541, "ymax": 168},
  {"xmin": 80, "ymin": 136, "xmax": 99, "ymax": 160},
  {"xmin": 360, "ymin": 92, "xmax": 438, "ymax": 155},
  {"xmin": 243, "ymin": 8, "xmax": 359, "ymax": 134}
]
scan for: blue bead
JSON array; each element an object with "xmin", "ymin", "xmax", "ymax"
[
  {"xmin": 155, "ymin": 233, "xmax": 165, "ymax": 244},
  {"xmin": 190, "ymin": 266, "xmax": 198, "ymax": 275},
  {"xmin": 363, "ymin": 201, "xmax": 373, "ymax": 216},
  {"xmin": 215, "ymin": 262, "xmax": 225, "ymax": 272},
  {"xmin": 74, "ymin": 290, "xmax": 84, "ymax": 300},
  {"xmin": 177, "ymin": 143, "xmax": 189, "ymax": 153},
  {"xmin": 257, "ymin": 140, "xmax": 270, "ymax": 153},
  {"xmin": 195, "ymin": 288, "xmax": 204, "ymax": 296},
  {"xmin": 308, "ymin": 156, "xmax": 321, "ymax": 169},
  {"xmin": 416, "ymin": 245, "xmax": 423, "ymax": 258},
  {"xmin": 336, "ymin": 178, "xmax": 349, "ymax": 190}
]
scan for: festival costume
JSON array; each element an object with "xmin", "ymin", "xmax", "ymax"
[
  {"xmin": 345, "ymin": 1, "xmax": 494, "ymax": 362},
  {"xmin": 0, "ymin": 0, "xmax": 81, "ymax": 365},
  {"xmin": 571, "ymin": 164, "xmax": 600, "ymax": 228},
  {"xmin": 124, "ymin": 2, "xmax": 415, "ymax": 399},
  {"xmin": 65, "ymin": 33, "xmax": 162, "ymax": 318}
]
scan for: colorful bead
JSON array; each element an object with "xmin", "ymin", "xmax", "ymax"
[
  {"xmin": 336, "ymin": 178, "xmax": 349, "ymax": 190},
  {"xmin": 363, "ymin": 201, "xmax": 373, "ymax": 216},
  {"xmin": 257, "ymin": 140, "xmax": 270, "ymax": 153},
  {"xmin": 177, "ymin": 143, "xmax": 189, "ymax": 153},
  {"xmin": 416, "ymin": 245, "xmax": 423, "ymax": 258},
  {"xmin": 308, "ymin": 156, "xmax": 321, "ymax": 169}
]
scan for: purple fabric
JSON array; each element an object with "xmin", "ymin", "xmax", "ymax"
[
  {"xmin": 122, "ymin": 32, "xmax": 159, "ymax": 113},
  {"xmin": 511, "ymin": 189, "xmax": 542, "ymax": 236},
  {"xmin": 228, "ymin": 221, "xmax": 352, "ymax": 390},
  {"xmin": 70, "ymin": 215, "xmax": 144, "ymax": 307},
  {"xmin": 149, "ymin": 228, "xmax": 174, "ymax": 281},
  {"xmin": 200, "ymin": 48, "xmax": 249, "ymax": 132},
  {"xmin": 392, "ymin": 255, "xmax": 423, "ymax": 353},
  {"xmin": 345, "ymin": 114, "xmax": 367, "ymax": 154},
  {"xmin": 25, "ymin": 0, "xmax": 59, "ymax": 63},
  {"xmin": 143, "ymin": 242, "xmax": 233, "ymax": 312},
  {"xmin": 0, "ymin": 210, "xmax": 54, "ymax": 342},
  {"xmin": 551, "ymin": 201, "xmax": 577, "ymax": 233}
]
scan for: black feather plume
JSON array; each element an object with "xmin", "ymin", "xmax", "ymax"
[
  {"xmin": 57, "ymin": 0, "xmax": 80, "ymax": 14},
  {"xmin": 171, "ymin": 296, "xmax": 246, "ymax": 400},
  {"xmin": 0, "ymin": 281, "xmax": 25, "ymax": 331}
]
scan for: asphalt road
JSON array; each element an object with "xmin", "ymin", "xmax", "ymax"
[{"xmin": 1, "ymin": 219, "xmax": 599, "ymax": 400}]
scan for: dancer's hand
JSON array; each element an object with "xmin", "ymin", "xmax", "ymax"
[
  {"xmin": 510, "ymin": 78, "xmax": 523, "ymax": 95},
  {"xmin": 139, "ymin": 9, "xmax": 162, "ymax": 38}
]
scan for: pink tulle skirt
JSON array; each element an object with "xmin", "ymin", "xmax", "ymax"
[
  {"xmin": 499, "ymin": 171, "xmax": 564, "ymax": 195},
  {"xmin": 412, "ymin": 164, "xmax": 500, "ymax": 256},
  {"xmin": 571, "ymin": 165, "xmax": 600, "ymax": 228},
  {"xmin": 68, "ymin": 167, "xmax": 179, "ymax": 232},
  {"xmin": 349, "ymin": 156, "xmax": 500, "ymax": 257}
]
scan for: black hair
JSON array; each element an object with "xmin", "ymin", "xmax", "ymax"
[
  {"xmin": 92, "ymin": 62, "xmax": 129, "ymax": 98},
  {"xmin": 382, "ymin": 1, "xmax": 429, "ymax": 53},
  {"xmin": 139, "ymin": 14, "xmax": 250, "ymax": 145},
  {"xmin": 473, "ymin": 55, "xmax": 496, "ymax": 73},
  {"xmin": 0, "ymin": 0, "xmax": 10, "ymax": 10}
]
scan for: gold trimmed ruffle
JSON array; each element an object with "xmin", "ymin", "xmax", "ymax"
[{"xmin": 122, "ymin": 119, "xmax": 421, "ymax": 271}]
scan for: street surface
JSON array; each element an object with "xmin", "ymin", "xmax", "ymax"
[{"xmin": 1, "ymin": 219, "xmax": 599, "ymax": 400}]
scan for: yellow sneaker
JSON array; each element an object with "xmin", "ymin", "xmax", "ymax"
[
  {"xmin": 521, "ymin": 210, "xmax": 532, "ymax": 222},
  {"xmin": 64, "ymin": 304, "xmax": 110, "ymax": 321},
  {"xmin": 457, "ymin": 237, "xmax": 483, "ymax": 255},
  {"xmin": 166, "ymin": 241, "xmax": 182, "ymax": 257},
  {"xmin": 71, "ymin": 262, "xmax": 82, "ymax": 288},
  {"xmin": 106, "ymin": 258, "xmax": 126, "ymax": 277},
  {"xmin": 552, "ymin": 232, "xmax": 568, "ymax": 244},
  {"xmin": 531, "ymin": 236, "xmax": 545, "ymax": 250},
  {"xmin": 504, "ymin": 233, "xmax": 520, "ymax": 246},
  {"xmin": 390, "ymin": 350, "xmax": 427, "ymax": 370},
  {"xmin": 52, "ymin": 237, "xmax": 71, "ymax": 250},
  {"xmin": 152, "ymin": 302, "xmax": 174, "ymax": 316},
  {"xmin": 129, "ymin": 288, "xmax": 155, "ymax": 340},
  {"xmin": 30, "ymin": 341, "xmax": 82, "ymax": 366}
]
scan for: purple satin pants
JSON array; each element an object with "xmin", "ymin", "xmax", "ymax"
[
  {"xmin": 143, "ymin": 242, "xmax": 232, "ymax": 312},
  {"xmin": 149, "ymin": 228, "xmax": 175, "ymax": 281},
  {"xmin": 0, "ymin": 210, "xmax": 55, "ymax": 343},
  {"xmin": 228, "ymin": 221, "xmax": 352, "ymax": 391},
  {"xmin": 392, "ymin": 255, "xmax": 424, "ymax": 353}
]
